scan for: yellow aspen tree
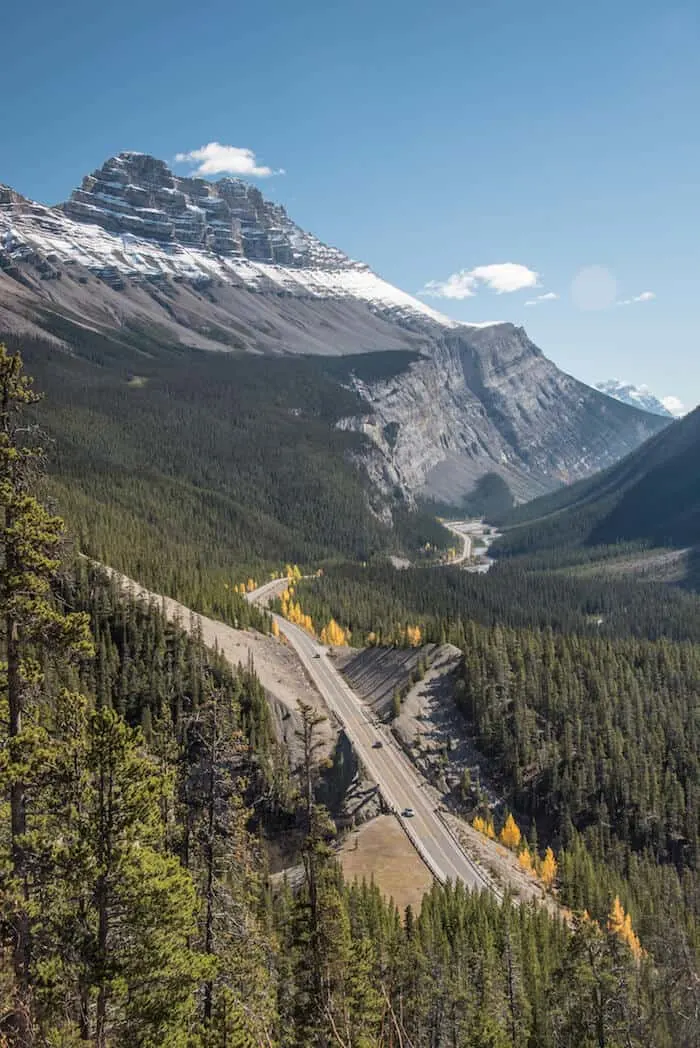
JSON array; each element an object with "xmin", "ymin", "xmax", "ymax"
[
  {"xmin": 472, "ymin": 816, "xmax": 487, "ymax": 835},
  {"xmin": 607, "ymin": 897, "xmax": 643, "ymax": 958},
  {"xmin": 485, "ymin": 818, "xmax": 496, "ymax": 839},
  {"xmin": 406, "ymin": 625, "xmax": 422, "ymax": 647},
  {"xmin": 499, "ymin": 814, "xmax": 522, "ymax": 851},
  {"xmin": 271, "ymin": 620, "xmax": 280, "ymax": 639},
  {"xmin": 539, "ymin": 847, "xmax": 558, "ymax": 888},
  {"xmin": 518, "ymin": 845, "xmax": 534, "ymax": 873}
]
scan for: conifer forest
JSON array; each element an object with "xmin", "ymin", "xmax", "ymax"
[{"xmin": 0, "ymin": 341, "xmax": 698, "ymax": 1048}]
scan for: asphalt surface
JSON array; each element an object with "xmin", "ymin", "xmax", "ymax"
[{"xmin": 248, "ymin": 578, "xmax": 492, "ymax": 891}]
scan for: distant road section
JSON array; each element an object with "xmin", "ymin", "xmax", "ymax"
[
  {"xmin": 443, "ymin": 519, "xmax": 499, "ymax": 573},
  {"xmin": 247, "ymin": 580, "xmax": 494, "ymax": 892}
]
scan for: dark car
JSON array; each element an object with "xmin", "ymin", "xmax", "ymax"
[{"xmin": 372, "ymin": 740, "xmax": 383, "ymax": 749}]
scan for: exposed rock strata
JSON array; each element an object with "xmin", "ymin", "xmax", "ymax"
[{"xmin": 0, "ymin": 153, "xmax": 669, "ymax": 503}]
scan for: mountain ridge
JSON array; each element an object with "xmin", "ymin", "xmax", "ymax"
[
  {"xmin": 494, "ymin": 405, "xmax": 700, "ymax": 564},
  {"xmin": 0, "ymin": 152, "xmax": 669, "ymax": 506}
]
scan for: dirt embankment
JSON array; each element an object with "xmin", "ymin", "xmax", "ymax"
[
  {"xmin": 338, "ymin": 815, "xmax": 433, "ymax": 913},
  {"xmin": 337, "ymin": 642, "xmax": 501, "ymax": 808}
]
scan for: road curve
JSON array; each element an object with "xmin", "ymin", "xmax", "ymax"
[{"xmin": 248, "ymin": 580, "xmax": 493, "ymax": 892}]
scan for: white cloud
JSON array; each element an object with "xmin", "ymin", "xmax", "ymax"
[
  {"xmin": 617, "ymin": 290, "xmax": 656, "ymax": 306},
  {"xmin": 422, "ymin": 262, "xmax": 539, "ymax": 299},
  {"xmin": 661, "ymin": 395, "xmax": 685, "ymax": 417},
  {"xmin": 525, "ymin": 291, "xmax": 559, "ymax": 306},
  {"xmin": 175, "ymin": 142, "xmax": 282, "ymax": 177}
]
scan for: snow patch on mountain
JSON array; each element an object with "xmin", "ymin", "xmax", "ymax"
[
  {"xmin": 0, "ymin": 195, "xmax": 460, "ymax": 328},
  {"xmin": 595, "ymin": 380, "xmax": 685, "ymax": 419}
]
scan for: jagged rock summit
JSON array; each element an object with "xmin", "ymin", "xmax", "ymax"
[
  {"xmin": 0, "ymin": 152, "xmax": 669, "ymax": 503},
  {"xmin": 61, "ymin": 152, "xmax": 352, "ymax": 267}
]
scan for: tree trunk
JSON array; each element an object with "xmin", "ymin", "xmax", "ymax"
[
  {"xmin": 95, "ymin": 872, "xmax": 108, "ymax": 1048},
  {"xmin": 203, "ymin": 706, "xmax": 217, "ymax": 1024},
  {"xmin": 7, "ymin": 603, "xmax": 32, "ymax": 1047}
]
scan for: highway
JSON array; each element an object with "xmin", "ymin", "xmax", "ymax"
[
  {"xmin": 444, "ymin": 522, "xmax": 473, "ymax": 564},
  {"xmin": 248, "ymin": 578, "xmax": 493, "ymax": 892},
  {"xmin": 443, "ymin": 519, "xmax": 497, "ymax": 573}
]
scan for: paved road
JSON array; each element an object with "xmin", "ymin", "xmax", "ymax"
[
  {"xmin": 444, "ymin": 519, "xmax": 498, "ymax": 573},
  {"xmin": 248, "ymin": 580, "xmax": 492, "ymax": 891},
  {"xmin": 444, "ymin": 522, "xmax": 473, "ymax": 564}
]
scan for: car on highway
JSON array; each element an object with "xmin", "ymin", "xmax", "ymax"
[
  {"xmin": 372, "ymin": 739, "xmax": 383, "ymax": 748},
  {"xmin": 313, "ymin": 653, "xmax": 321, "ymax": 659},
  {"xmin": 401, "ymin": 807, "xmax": 415, "ymax": 817}
]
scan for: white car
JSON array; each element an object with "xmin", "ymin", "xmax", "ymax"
[{"xmin": 401, "ymin": 807, "xmax": 415, "ymax": 818}]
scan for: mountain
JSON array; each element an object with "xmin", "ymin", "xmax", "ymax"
[
  {"xmin": 495, "ymin": 405, "xmax": 700, "ymax": 561},
  {"xmin": 0, "ymin": 152, "xmax": 668, "ymax": 515},
  {"xmin": 595, "ymin": 379, "xmax": 684, "ymax": 418}
]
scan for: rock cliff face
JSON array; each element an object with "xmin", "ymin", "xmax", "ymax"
[
  {"xmin": 342, "ymin": 326, "xmax": 662, "ymax": 503},
  {"xmin": 0, "ymin": 152, "xmax": 669, "ymax": 504},
  {"xmin": 60, "ymin": 152, "xmax": 352, "ymax": 268}
]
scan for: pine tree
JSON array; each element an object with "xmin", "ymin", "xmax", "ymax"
[
  {"xmin": 72, "ymin": 708, "xmax": 208, "ymax": 1046},
  {"xmin": 0, "ymin": 345, "xmax": 93, "ymax": 1046}
]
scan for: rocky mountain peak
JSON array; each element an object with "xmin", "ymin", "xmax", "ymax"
[{"xmin": 58, "ymin": 152, "xmax": 353, "ymax": 269}]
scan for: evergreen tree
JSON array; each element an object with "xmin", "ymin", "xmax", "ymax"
[{"xmin": 0, "ymin": 344, "xmax": 92, "ymax": 1046}]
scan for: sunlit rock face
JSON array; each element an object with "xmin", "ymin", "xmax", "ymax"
[{"xmin": 0, "ymin": 153, "xmax": 669, "ymax": 503}]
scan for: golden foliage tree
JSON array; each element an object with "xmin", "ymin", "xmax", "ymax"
[
  {"xmin": 473, "ymin": 815, "xmax": 496, "ymax": 839},
  {"xmin": 320, "ymin": 619, "xmax": 347, "ymax": 647},
  {"xmin": 499, "ymin": 813, "xmax": 522, "ymax": 851},
  {"xmin": 607, "ymin": 896, "xmax": 643, "ymax": 958},
  {"xmin": 518, "ymin": 845, "xmax": 534, "ymax": 873},
  {"xmin": 539, "ymin": 847, "xmax": 558, "ymax": 888}
]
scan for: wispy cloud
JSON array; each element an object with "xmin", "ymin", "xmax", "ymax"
[
  {"xmin": 617, "ymin": 290, "xmax": 656, "ymax": 306},
  {"xmin": 175, "ymin": 142, "xmax": 283, "ymax": 177},
  {"xmin": 661, "ymin": 395, "xmax": 685, "ymax": 417},
  {"xmin": 525, "ymin": 291, "xmax": 559, "ymax": 306},
  {"xmin": 422, "ymin": 262, "xmax": 539, "ymax": 299}
]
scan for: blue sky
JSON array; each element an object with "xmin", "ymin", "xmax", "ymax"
[{"xmin": 3, "ymin": 0, "xmax": 699, "ymax": 410}]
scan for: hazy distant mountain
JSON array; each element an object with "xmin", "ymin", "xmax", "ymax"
[{"xmin": 595, "ymin": 379, "xmax": 685, "ymax": 419}]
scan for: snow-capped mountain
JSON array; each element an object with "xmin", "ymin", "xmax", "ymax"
[
  {"xmin": 595, "ymin": 380, "xmax": 685, "ymax": 419},
  {"xmin": 0, "ymin": 153, "xmax": 670, "ymax": 503},
  {"xmin": 0, "ymin": 152, "xmax": 453, "ymax": 331}
]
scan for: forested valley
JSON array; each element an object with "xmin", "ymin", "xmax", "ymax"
[
  {"xmin": 1, "ymin": 343, "xmax": 698, "ymax": 1046},
  {"xmin": 1, "ymin": 323, "xmax": 448, "ymax": 621}
]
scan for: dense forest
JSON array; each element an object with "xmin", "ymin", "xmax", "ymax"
[
  {"xmin": 294, "ymin": 559, "xmax": 700, "ymax": 643},
  {"xmin": 294, "ymin": 560, "xmax": 700, "ymax": 990},
  {"xmin": 1, "ymin": 324, "xmax": 449, "ymax": 620},
  {"xmin": 1, "ymin": 343, "xmax": 698, "ymax": 1045}
]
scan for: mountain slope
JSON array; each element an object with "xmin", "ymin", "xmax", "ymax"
[
  {"xmin": 495, "ymin": 406, "xmax": 700, "ymax": 557},
  {"xmin": 0, "ymin": 151, "xmax": 668, "ymax": 512}
]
